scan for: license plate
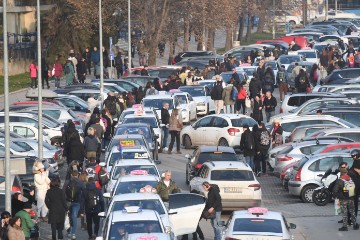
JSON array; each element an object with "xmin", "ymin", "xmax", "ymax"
[{"xmin": 224, "ymin": 187, "xmax": 242, "ymax": 193}]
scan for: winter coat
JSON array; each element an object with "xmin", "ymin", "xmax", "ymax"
[
  {"xmin": 237, "ymin": 87, "xmax": 247, "ymax": 100},
  {"xmin": 7, "ymin": 225, "xmax": 25, "ymax": 240},
  {"xmin": 102, "ymin": 115, "xmax": 112, "ymax": 139},
  {"xmin": 77, "ymin": 60, "xmax": 86, "ymax": 75},
  {"xmin": 87, "ymin": 97, "xmax": 98, "ymax": 113},
  {"xmin": 222, "ymin": 84, "xmax": 235, "ymax": 106},
  {"xmin": 155, "ymin": 178, "xmax": 181, "ymax": 202},
  {"xmin": 34, "ymin": 171, "xmax": 50, "ymax": 191},
  {"xmin": 14, "ymin": 210, "xmax": 35, "ymax": 238},
  {"xmin": 254, "ymin": 126, "xmax": 271, "ymax": 154},
  {"xmin": 67, "ymin": 137, "xmax": 85, "ymax": 164},
  {"xmin": 63, "ymin": 177, "xmax": 85, "ymax": 208},
  {"xmin": 205, "ymin": 184, "xmax": 222, "ymax": 212},
  {"xmin": 295, "ymin": 73, "xmax": 309, "ymax": 90},
  {"xmin": 169, "ymin": 114, "xmax": 183, "ymax": 132},
  {"xmin": 251, "ymin": 100, "xmax": 263, "ymax": 123},
  {"xmin": 84, "ymin": 135, "xmax": 99, "ymax": 152},
  {"xmin": 249, "ymin": 78, "xmax": 262, "ymax": 99},
  {"xmin": 273, "ymin": 134, "xmax": 283, "ymax": 147},
  {"xmin": 91, "ymin": 50, "xmax": 100, "ymax": 65},
  {"xmin": 63, "ymin": 122, "xmax": 79, "ymax": 157},
  {"xmin": 53, "ymin": 63, "xmax": 63, "ymax": 77},
  {"xmin": 348, "ymin": 167, "xmax": 360, "ymax": 195},
  {"xmin": 84, "ymin": 182, "xmax": 105, "ymax": 213},
  {"xmin": 90, "ymin": 123, "xmax": 104, "ymax": 140},
  {"xmin": 231, "ymin": 73, "xmax": 241, "ymax": 86},
  {"xmin": 65, "ymin": 63, "xmax": 74, "ymax": 84},
  {"xmin": 276, "ymin": 69, "xmax": 288, "ymax": 84},
  {"xmin": 45, "ymin": 187, "xmax": 68, "ymax": 224},
  {"xmin": 263, "ymin": 96, "xmax": 277, "ymax": 112},
  {"xmin": 161, "ymin": 108, "xmax": 170, "ymax": 125},
  {"xmin": 211, "ymin": 81, "xmax": 224, "ymax": 100},
  {"xmin": 240, "ymin": 129, "xmax": 255, "ymax": 157},
  {"xmin": 29, "ymin": 64, "xmax": 38, "ymax": 78},
  {"xmin": 333, "ymin": 175, "xmax": 355, "ymax": 200}
]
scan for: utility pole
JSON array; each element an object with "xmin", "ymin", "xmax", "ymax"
[
  {"xmin": 325, "ymin": 0, "xmax": 329, "ymax": 20},
  {"xmin": 37, "ymin": 0, "xmax": 43, "ymax": 160},
  {"xmin": 128, "ymin": 0, "xmax": 131, "ymax": 75},
  {"xmin": 303, "ymin": 0, "xmax": 307, "ymax": 26},
  {"xmin": 272, "ymin": 0, "xmax": 275, "ymax": 39},
  {"xmin": 335, "ymin": 0, "xmax": 337, "ymax": 16},
  {"xmin": 3, "ymin": 0, "xmax": 11, "ymax": 212},
  {"xmin": 99, "ymin": 0, "xmax": 104, "ymax": 107}
]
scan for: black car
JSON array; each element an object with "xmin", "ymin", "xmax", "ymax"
[
  {"xmin": 122, "ymin": 76, "xmax": 155, "ymax": 88},
  {"xmin": 323, "ymin": 68, "xmax": 360, "ymax": 85},
  {"xmin": 53, "ymin": 83, "xmax": 99, "ymax": 94},
  {"xmin": 114, "ymin": 123, "xmax": 159, "ymax": 160},
  {"xmin": 185, "ymin": 146, "xmax": 239, "ymax": 184},
  {"xmin": 174, "ymin": 51, "xmax": 214, "ymax": 63}
]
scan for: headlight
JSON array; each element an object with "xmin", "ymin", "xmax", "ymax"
[{"xmin": 197, "ymin": 102, "xmax": 206, "ymax": 106}]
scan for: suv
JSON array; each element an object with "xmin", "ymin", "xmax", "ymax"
[
  {"xmin": 323, "ymin": 68, "xmax": 360, "ymax": 85},
  {"xmin": 280, "ymin": 92, "xmax": 346, "ymax": 114},
  {"xmin": 185, "ymin": 146, "xmax": 239, "ymax": 184},
  {"xmin": 189, "ymin": 161, "xmax": 261, "ymax": 210}
]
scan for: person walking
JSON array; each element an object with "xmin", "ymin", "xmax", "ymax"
[
  {"xmin": 276, "ymin": 65, "xmax": 288, "ymax": 102},
  {"xmin": 83, "ymin": 157, "xmax": 106, "ymax": 190},
  {"xmin": 7, "ymin": 217, "xmax": 25, "ymax": 240},
  {"xmin": 155, "ymin": 171, "xmax": 181, "ymax": 203},
  {"xmin": 236, "ymin": 85, "xmax": 247, "ymax": 114},
  {"xmin": 251, "ymin": 95, "xmax": 263, "ymax": 123},
  {"xmin": 262, "ymin": 67, "xmax": 275, "ymax": 93},
  {"xmin": 84, "ymin": 127, "xmax": 99, "ymax": 160},
  {"xmin": 254, "ymin": 123, "xmax": 271, "ymax": 176},
  {"xmin": 137, "ymin": 39, "xmax": 146, "ymax": 66},
  {"xmin": 53, "ymin": 59, "xmax": 63, "ymax": 88},
  {"xmin": 168, "ymin": 109, "xmax": 183, "ymax": 154},
  {"xmin": 348, "ymin": 151, "xmax": 360, "ymax": 219},
  {"xmin": 114, "ymin": 52, "xmax": 123, "ymax": 79},
  {"xmin": 15, "ymin": 203, "xmax": 35, "ymax": 240},
  {"xmin": 77, "ymin": 57, "xmax": 87, "ymax": 84},
  {"xmin": 295, "ymin": 68, "xmax": 309, "ymax": 93},
  {"xmin": 64, "ymin": 60, "xmax": 75, "ymax": 86},
  {"xmin": 249, "ymin": 73, "xmax": 262, "ymax": 99},
  {"xmin": 29, "ymin": 60, "xmax": 38, "ymax": 89},
  {"xmin": 240, "ymin": 125, "xmax": 256, "ymax": 170},
  {"xmin": 41, "ymin": 57, "xmax": 50, "ymax": 89},
  {"xmin": 33, "ymin": 161, "xmax": 50, "ymax": 222},
  {"xmin": 161, "ymin": 102, "xmax": 170, "ymax": 152},
  {"xmin": 45, "ymin": 178, "xmax": 68, "ymax": 240},
  {"xmin": 222, "ymin": 79, "xmax": 236, "ymax": 114},
  {"xmin": 84, "ymin": 177, "xmax": 105, "ymax": 240},
  {"xmin": 201, "ymin": 182, "xmax": 222, "ymax": 240},
  {"xmin": 83, "ymin": 47, "xmax": 92, "ymax": 75},
  {"xmin": 309, "ymin": 64, "xmax": 319, "ymax": 87},
  {"xmin": 0, "ymin": 211, "xmax": 11, "ymax": 240},
  {"xmin": 67, "ymin": 133, "xmax": 85, "ymax": 168},
  {"xmin": 90, "ymin": 118, "xmax": 104, "ymax": 163},
  {"xmin": 211, "ymin": 75, "xmax": 224, "ymax": 114},
  {"xmin": 263, "ymin": 91, "xmax": 277, "ymax": 123}
]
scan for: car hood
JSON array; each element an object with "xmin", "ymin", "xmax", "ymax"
[{"xmin": 192, "ymin": 96, "xmax": 207, "ymax": 103}]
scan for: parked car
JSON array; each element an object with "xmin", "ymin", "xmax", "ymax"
[
  {"xmin": 122, "ymin": 76, "xmax": 155, "ymax": 88},
  {"xmin": 323, "ymin": 68, "xmax": 360, "ymax": 85},
  {"xmin": 305, "ymin": 109, "xmax": 360, "ymax": 126},
  {"xmin": 178, "ymin": 85, "xmax": 215, "ymax": 115},
  {"xmin": 0, "ymin": 122, "xmax": 51, "ymax": 144},
  {"xmin": 307, "ymin": 128, "xmax": 360, "ymax": 142},
  {"xmin": 172, "ymin": 91, "xmax": 197, "ymax": 124},
  {"xmin": 285, "ymin": 124, "xmax": 341, "ymax": 143},
  {"xmin": 91, "ymin": 79, "xmax": 140, "ymax": 92}
]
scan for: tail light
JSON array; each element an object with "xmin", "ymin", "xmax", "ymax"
[
  {"xmin": 295, "ymin": 167, "xmax": 302, "ymax": 181},
  {"xmin": 73, "ymin": 121, "xmax": 81, "ymax": 125},
  {"xmin": 12, "ymin": 186, "xmax": 21, "ymax": 192},
  {"xmin": 280, "ymin": 107, "xmax": 283, "ymax": 113},
  {"xmin": 248, "ymin": 184, "xmax": 261, "ymax": 191},
  {"xmin": 195, "ymin": 164, "xmax": 202, "ymax": 169},
  {"xmin": 277, "ymin": 155, "xmax": 293, "ymax": 162},
  {"xmin": 228, "ymin": 128, "xmax": 240, "ymax": 136}
]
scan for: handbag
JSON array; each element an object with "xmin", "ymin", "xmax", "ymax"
[
  {"xmin": 201, "ymin": 209, "xmax": 216, "ymax": 219},
  {"xmin": 245, "ymin": 97, "xmax": 251, "ymax": 108}
]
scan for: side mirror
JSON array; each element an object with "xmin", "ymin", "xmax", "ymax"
[
  {"xmin": 289, "ymin": 223, "xmax": 297, "ymax": 229},
  {"xmin": 185, "ymin": 154, "xmax": 191, "ymax": 159},
  {"xmin": 98, "ymin": 212, "xmax": 105, "ymax": 217},
  {"xmin": 99, "ymin": 162, "xmax": 106, "ymax": 167},
  {"xmin": 103, "ymin": 192, "xmax": 111, "ymax": 198},
  {"xmin": 218, "ymin": 221, "xmax": 226, "ymax": 227}
]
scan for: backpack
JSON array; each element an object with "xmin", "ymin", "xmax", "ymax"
[
  {"xmin": 148, "ymin": 88, "xmax": 156, "ymax": 95},
  {"xmin": 65, "ymin": 179, "xmax": 79, "ymax": 202},
  {"xmin": 264, "ymin": 74, "xmax": 272, "ymax": 85},
  {"xmin": 342, "ymin": 179, "xmax": 356, "ymax": 198},
  {"xmin": 85, "ymin": 167, "xmax": 96, "ymax": 179},
  {"xmin": 230, "ymin": 87, "xmax": 238, "ymax": 101},
  {"xmin": 106, "ymin": 99, "xmax": 117, "ymax": 116},
  {"xmin": 65, "ymin": 64, "xmax": 71, "ymax": 74},
  {"xmin": 97, "ymin": 166, "xmax": 110, "ymax": 186},
  {"xmin": 278, "ymin": 72, "xmax": 285, "ymax": 82},
  {"xmin": 259, "ymin": 131, "xmax": 271, "ymax": 146},
  {"xmin": 85, "ymin": 189, "xmax": 98, "ymax": 210},
  {"xmin": 244, "ymin": 132, "xmax": 255, "ymax": 150}
]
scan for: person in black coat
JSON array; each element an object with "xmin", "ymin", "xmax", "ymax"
[
  {"xmin": 67, "ymin": 132, "xmax": 85, "ymax": 166},
  {"xmin": 160, "ymin": 102, "xmax": 170, "ymax": 152},
  {"xmin": 248, "ymin": 74, "xmax": 262, "ymax": 99},
  {"xmin": 295, "ymin": 69, "xmax": 309, "ymax": 93},
  {"xmin": 45, "ymin": 177, "xmax": 68, "ymax": 240},
  {"xmin": 11, "ymin": 192, "xmax": 34, "ymax": 217},
  {"xmin": 63, "ymin": 120, "xmax": 79, "ymax": 158},
  {"xmin": 202, "ymin": 182, "xmax": 222, "ymax": 240},
  {"xmin": 348, "ymin": 160, "xmax": 360, "ymax": 218},
  {"xmin": 253, "ymin": 123, "xmax": 271, "ymax": 176},
  {"xmin": 77, "ymin": 58, "xmax": 87, "ymax": 83},
  {"xmin": 251, "ymin": 95, "xmax": 263, "ymax": 123},
  {"xmin": 240, "ymin": 125, "xmax": 255, "ymax": 170}
]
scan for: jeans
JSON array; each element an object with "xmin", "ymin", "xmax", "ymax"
[
  {"xmin": 168, "ymin": 131, "xmax": 180, "ymax": 152},
  {"xmin": 42, "ymin": 72, "xmax": 49, "ymax": 88},
  {"xmin": 224, "ymin": 105, "xmax": 234, "ymax": 114},
  {"xmin": 162, "ymin": 126, "xmax": 169, "ymax": 149},
  {"xmin": 265, "ymin": 111, "xmax": 275, "ymax": 123},
  {"xmin": 102, "ymin": 138, "xmax": 110, "ymax": 150},
  {"xmin": 69, "ymin": 202, "xmax": 80, "ymax": 235},
  {"xmin": 236, "ymin": 99, "xmax": 246, "ymax": 114},
  {"xmin": 86, "ymin": 211, "xmax": 100, "ymax": 237},
  {"xmin": 51, "ymin": 223, "xmax": 64, "ymax": 240},
  {"xmin": 54, "ymin": 76, "xmax": 60, "ymax": 88},
  {"xmin": 245, "ymin": 155, "xmax": 254, "ymax": 170},
  {"xmin": 255, "ymin": 152, "xmax": 267, "ymax": 174},
  {"xmin": 31, "ymin": 78, "xmax": 37, "ymax": 88},
  {"xmin": 210, "ymin": 211, "xmax": 222, "ymax": 240}
]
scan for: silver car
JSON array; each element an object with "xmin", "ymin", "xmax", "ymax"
[{"xmin": 288, "ymin": 153, "xmax": 353, "ymax": 203}]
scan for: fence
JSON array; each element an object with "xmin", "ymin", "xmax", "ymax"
[{"xmin": 0, "ymin": 32, "xmax": 37, "ymax": 61}]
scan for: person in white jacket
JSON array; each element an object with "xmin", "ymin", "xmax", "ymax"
[
  {"xmin": 87, "ymin": 93, "xmax": 99, "ymax": 113},
  {"xmin": 34, "ymin": 161, "xmax": 51, "ymax": 222}
]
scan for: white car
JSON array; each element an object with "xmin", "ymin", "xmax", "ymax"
[
  {"xmin": 180, "ymin": 114, "xmax": 257, "ymax": 149},
  {"xmin": 178, "ymin": 85, "xmax": 215, "ymax": 115},
  {"xmin": 104, "ymin": 145, "xmax": 152, "ymax": 173},
  {"xmin": 220, "ymin": 207, "xmax": 296, "ymax": 240},
  {"xmin": 276, "ymin": 55, "xmax": 303, "ymax": 70},
  {"xmin": 0, "ymin": 122, "xmax": 51, "ymax": 144},
  {"xmin": 141, "ymin": 93, "xmax": 181, "ymax": 121},
  {"xmin": 236, "ymin": 66, "xmax": 257, "ymax": 82},
  {"xmin": 106, "ymin": 159, "xmax": 160, "ymax": 190},
  {"xmin": 118, "ymin": 105, "xmax": 159, "ymax": 124},
  {"xmin": 190, "ymin": 161, "xmax": 261, "ymax": 210},
  {"xmin": 171, "ymin": 91, "xmax": 197, "ymax": 123},
  {"xmin": 296, "ymin": 49, "xmax": 320, "ymax": 64},
  {"xmin": 68, "ymin": 89, "xmax": 108, "ymax": 104}
]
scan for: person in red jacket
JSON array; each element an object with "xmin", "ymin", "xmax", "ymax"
[
  {"xmin": 29, "ymin": 60, "xmax": 38, "ymax": 88},
  {"xmin": 53, "ymin": 59, "xmax": 63, "ymax": 88},
  {"xmin": 236, "ymin": 85, "xmax": 247, "ymax": 114}
]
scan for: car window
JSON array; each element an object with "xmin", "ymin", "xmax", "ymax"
[
  {"xmin": 305, "ymin": 128, "xmax": 324, "ymax": 136},
  {"xmin": 212, "ymin": 117, "xmax": 228, "ymax": 128},
  {"xmin": 43, "ymin": 110, "xmax": 61, "ymax": 120},
  {"xmin": 343, "ymin": 113, "xmax": 360, "ymax": 127},
  {"xmin": 123, "ymin": 117, "xmax": 157, "ymax": 128},
  {"xmin": 13, "ymin": 142, "xmax": 33, "ymax": 151},
  {"xmin": 13, "ymin": 126, "xmax": 35, "ymax": 138},
  {"xmin": 317, "ymin": 157, "xmax": 338, "ymax": 171},
  {"xmin": 233, "ymin": 218, "xmax": 282, "ymax": 233},
  {"xmin": 108, "ymin": 221, "xmax": 162, "ymax": 238},
  {"xmin": 112, "ymin": 165, "xmax": 158, "ymax": 179},
  {"xmin": 196, "ymin": 152, "xmax": 238, "ymax": 164},
  {"xmin": 195, "ymin": 117, "xmax": 213, "ymax": 128},
  {"xmin": 109, "ymin": 151, "xmax": 149, "ymax": 166},
  {"xmin": 287, "ymin": 96, "xmax": 301, "ymax": 107},
  {"xmin": 176, "ymin": 95, "xmax": 188, "ymax": 104},
  {"xmin": 179, "ymin": 87, "xmax": 206, "ymax": 97},
  {"xmin": 231, "ymin": 118, "xmax": 257, "ymax": 127},
  {"xmin": 341, "ymin": 157, "xmax": 354, "ymax": 166},
  {"xmin": 340, "ymin": 133, "xmax": 360, "ymax": 142},
  {"xmin": 210, "ymin": 170, "xmax": 254, "ymax": 181},
  {"xmin": 115, "ymin": 127, "xmax": 151, "ymax": 139},
  {"xmin": 142, "ymin": 99, "xmax": 174, "ymax": 110},
  {"xmin": 281, "ymin": 122, "xmax": 299, "ymax": 132},
  {"xmin": 115, "ymin": 181, "xmax": 158, "ymax": 195}
]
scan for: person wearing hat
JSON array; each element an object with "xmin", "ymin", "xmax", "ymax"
[
  {"xmin": 240, "ymin": 125, "xmax": 255, "ymax": 170},
  {"xmin": 33, "ymin": 161, "xmax": 50, "ymax": 222},
  {"xmin": 333, "ymin": 166, "xmax": 359, "ymax": 231},
  {"xmin": 15, "ymin": 202, "xmax": 36, "ymax": 239},
  {"xmin": 272, "ymin": 127, "xmax": 283, "ymax": 148},
  {"xmin": 348, "ymin": 151, "xmax": 360, "ymax": 220}
]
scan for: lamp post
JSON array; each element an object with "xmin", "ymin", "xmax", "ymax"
[
  {"xmin": 37, "ymin": 0, "xmax": 43, "ymax": 161},
  {"xmin": 128, "ymin": 0, "xmax": 131, "ymax": 75},
  {"xmin": 99, "ymin": 0, "xmax": 104, "ymax": 107},
  {"xmin": 3, "ymin": 0, "xmax": 11, "ymax": 212}
]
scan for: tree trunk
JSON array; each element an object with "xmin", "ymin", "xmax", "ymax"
[
  {"xmin": 232, "ymin": 22, "xmax": 237, "ymax": 42},
  {"xmin": 239, "ymin": 15, "xmax": 245, "ymax": 42},
  {"xmin": 245, "ymin": 15, "xmax": 253, "ymax": 42},
  {"xmin": 197, "ymin": 27, "xmax": 204, "ymax": 51},
  {"xmin": 207, "ymin": 27, "xmax": 215, "ymax": 51},
  {"xmin": 225, "ymin": 26, "xmax": 232, "ymax": 52},
  {"xmin": 257, "ymin": 11, "xmax": 265, "ymax": 33},
  {"xmin": 148, "ymin": 43, "xmax": 157, "ymax": 65},
  {"xmin": 183, "ymin": 14, "xmax": 190, "ymax": 51}
]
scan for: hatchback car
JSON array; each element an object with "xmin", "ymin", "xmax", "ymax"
[
  {"xmin": 141, "ymin": 93, "xmax": 181, "ymax": 121},
  {"xmin": 178, "ymin": 85, "xmax": 215, "ymax": 115},
  {"xmin": 91, "ymin": 79, "xmax": 140, "ymax": 92},
  {"xmin": 190, "ymin": 161, "xmax": 261, "ymax": 210},
  {"xmin": 123, "ymin": 76, "xmax": 155, "ymax": 88},
  {"xmin": 277, "ymin": 55, "xmax": 304, "ymax": 70},
  {"xmin": 181, "ymin": 114, "xmax": 257, "ymax": 149},
  {"xmin": 307, "ymin": 127, "xmax": 360, "ymax": 142},
  {"xmin": 286, "ymin": 124, "xmax": 341, "ymax": 143},
  {"xmin": 171, "ymin": 91, "xmax": 197, "ymax": 123}
]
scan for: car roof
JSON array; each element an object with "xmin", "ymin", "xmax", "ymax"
[
  {"xmin": 123, "ymin": 107, "xmax": 155, "ymax": 112},
  {"xmin": 279, "ymin": 114, "xmax": 341, "ymax": 121},
  {"xmin": 318, "ymin": 128, "xmax": 360, "ymax": 134},
  {"xmin": 204, "ymin": 161, "xmax": 250, "ymax": 169},
  {"xmin": 292, "ymin": 124, "xmax": 340, "ymax": 130},
  {"xmin": 116, "ymin": 174, "xmax": 159, "ymax": 182},
  {"xmin": 112, "ymin": 159, "xmax": 155, "ymax": 167},
  {"xmin": 212, "ymin": 113, "xmax": 252, "ymax": 119},
  {"xmin": 288, "ymin": 61, "xmax": 314, "ymax": 66},
  {"xmin": 308, "ymin": 152, "xmax": 351, "ymax": 159},
  {"xmin": 233, "ymin": 209, "xmax": 283, "ymax": 220},
  {"xmin": 124, "ymin": 114, "xmax": 157, "ymax": 119},
  {"xmin": 110, "ymin": 209, "xmax": 160, "ymax": 222},
  {"xmin": 116, "ymin": 123, "xmax": 150, "ymax": 128},
  {"xmin": 69, "ymin": 89, "xmax": 106, "ymax": 93},
  {"xmin": 198, "ymin": 145, "xmax": 236, "ymax": 153},
  {"xmin": 142, "ymin": 94, "xmax": 174, "ymax": 100},
  {"xmin": 112, "ymin": 193, "xmax": 162, "ymax": 201},
  {"xmin": 287, "ymin": 92, "xmax": 345, "ymax": 97},
  {"xmin": 110, "ymin": 145, "xmax": 147, "ymax": 153},
  {"xmin": 112, "ymin": 134, "xmax": 145, "ymax": 140},
  {"xmin": 291, "ymin": 139, "xmax": 340, "ymax": 147}
]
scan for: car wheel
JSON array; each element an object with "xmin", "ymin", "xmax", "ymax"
[
  {"xmin": 301, "ymin": 185, "xmax": 317, "ymax": 203},
  {"xmin": 218, "ymin": 138, "xmax": 229, "ymax": 147},
  {"xmin": 186, "ymin": 168, "xmax": 190, "ymax": 185},
  {"xmin": 289, "ymin": 20, "xmax": 296, "ymax": 25},
  {"xmin": 184, "ymin": 135, "xmax": 192, "ymax": 149}
]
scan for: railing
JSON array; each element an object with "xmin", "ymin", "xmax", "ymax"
[
  {"xmin": 13, "ymin": 0, "xmax": 55, "ymax": 6},
  {"xmin": 0, "ymin": 32, "xmax": 37, "ymax": 60}
]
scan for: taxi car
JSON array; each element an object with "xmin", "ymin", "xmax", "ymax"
[
  {"xmin": 171, "ymin": 91, "xmax": 197, "ymax": 124},
  {"xmin": 189, "ymin": 161, "xmax": 261, "ymax": 210},
  {"xmin": 141, "ymin": 92, "xmax": 181, "ymax": 121},
  {"xmin": 107, "ymin": 159, "xmax": 160, "ymax": 190},
  {"xmin": 220, "ymin": 207, "xmax": 296, "ymax": 240},
  {"xmin": 118, "ymin": 105, "xmax": 159, "ymax": 124},
  {"xmin": 178, "ymin": 85, "xmax": 215, "ymax": 115},
  {"xmin": 105, "ymin": 134, "xmax": 150, "ymax": 159},
  {"xmin": 104, "ymin": 145, "xmax": 151, "ymax": 173}
]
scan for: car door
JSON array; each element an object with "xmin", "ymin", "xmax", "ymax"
[
  {"xmin": 189, "ymin": 165, "xmax": 208, "ymax": 192},
  {"xmin": 313, "ymin": 157, "xmax": 339, "ymax": 182},
  {"xmin": 212, "ymin": 117, "xmax": 229, "ymax": 145},
  {"xmin": 192, "ymin": 116, "xmax": 214, "ymax": 145},
  {"xmin": 168, "ymin": 193, "xmax": 206, "ymax": 236},
  {"xmin": 187, "ymin": 94, "xmax": 197, "ymax": 120}
]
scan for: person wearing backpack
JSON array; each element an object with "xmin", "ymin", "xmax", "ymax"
[
  {"xmin": 62, "ymin": 170, "xmax": 85, "ymax": 239},
  {"xmin": 276, "ymin": 65, "xmax": 288, "ymax": 102},
  {"xmin": 263, "ymin": 91, "xmax": 277, "ymax": 123},
  {"xmin": 262, "ymin": 67, "xmax": 275, "ymax": 93},
  {"xmin": 222, "ymin": 78, "xmax": 236, "ymax": 114},
  {"xmin": 240, "ymin": 125, "xmax": 255, "ymax": 170},
  {"xmin": 84, "ymin": 157, "xmax": 109, "ymax": 190},
  {"xmin": 333, "ymin": 166, "xmax": 359, "ymax": 231},
  {"xmin": 254, "ymin": 123, "xmax": 271, "ymax": 176},
  {"xmin": 84, "ymin": 177, "xmax": 104, "ymax": 240}
]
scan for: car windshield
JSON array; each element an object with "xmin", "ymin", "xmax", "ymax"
[
  {"xmin": 338, "ymin": 119, "xmax": 357, "ymax": 128},
  {"xmin": 176, "ymin": 95, "xmax": 188, "ymax": 104},
  {"xmin": 210, "ymin": 170, "xmax": 254, "ymax": 181},
  {"xmin": 142, "ymin": 99, "xmax": 173, "ymax": 110},
  {"xmin": 33, "ymin": 115, "xmax": 60, "ymax": 128},
  {"xmin": 314, "ymin": 44, "xmax": 329, "ymax": 53},
  {"xmin": 298, "ymin": 51, "xmax": 316, "ymax": 58},
  {"xmin": 231, "ymin": 118, "xmax": 257, "ymax": 127},
  {"xmin": 179, "ymin": 87, "xmax": 205, "ymax": 97},
  {"xmin": 197, "ymin": 152, "xmax": 238, "ymax": 164},
  {"xmin": 111, "ymin": 199, "xmax": 165, "ymax": 215},
  {"xmin": 233, "ymin": 218, "xmax": 283, "ymax": 234},
  {"xmin": 109, "ymin": 221, "xmax": 162, "ymax": 239},
  {"xmin": 120, "ymin": 110, "xmax": 153, "ymax": 122},
  {"xmin": 241, "ymin": 68, "xmax": 257, "ymax": 76},
  {"xmin": 264, "ymin": 62, "xmax": 277, "ymax": 69},
  {"xmin": 220, "ymin": 72, "xmax": 245, "ymax": 83},
  {"xmin": 109, "ymin": 151, "xmax": 150, "ymax": 166},
  {"xmin": 115, "ymin": 181, "xmax": 158, "ymax": 195},
  {"xmin": 12, "ymin": 141, "xmax": 32, "ymax": 152},
  {"xmin": 112, "ymin": 165, "xmax": 158, "ymax": 180},
  {"xmin": 279, "ymin": 56, "xmax": 300, "ymax": 64},
  {"xmin": 123, "ymin": 117, "xmax": 157, "ymax": 128},
  {"xmin": 108, "ymin": 138, "xmax": 146, "ymax": 152},
  {"xmin": 1, "ymin": 142, "xmax": 27, "ymax": 153},
  {"xmin": 115, "ymin": 127, "xmax": 151, "ymax": 139}
]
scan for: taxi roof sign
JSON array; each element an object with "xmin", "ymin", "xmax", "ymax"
[
  {"xmin": 120, "ymin": 139, "xmax": 135, "ymax": 147},
  {"xmin": 139, "ymin": 185, "xmax": 157, "ymax": 193},
  {"xmin": 123, "ymin": 206, "xmax": 142, "ymax": 213},
  {"xmin": 169, "ymin": 89, "xmax": 181, "ymax": 93},
  {"xmin": 248, "ymin": 207, "xmax": 268, "ymax": 215},
  {"xmin": 132, "ymin": 104, "xmax": 144, "ymax": 109},
  {"xmin": 130, "ymin": 170, "xmax": 148, "ymax": 175},
  {"xmin": 137, "ymin": 236, "xmax": 159, "ymax": 240}
]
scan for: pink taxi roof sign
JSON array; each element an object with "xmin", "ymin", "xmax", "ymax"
[
  {"xmin": 248, "ymin": 207, "xmax": 268, "ymax": 215},
  {"xmin": 130, "ymin": 170, "xmax": 148, "ymax": 175},
  {"xmin": 169, "ymin": 89, "xmax": 181, "ymax": 93},
  {"xmin": 139, "ymin": 185, "xmax": 157, "ymax": 193},
  {"xmin": 132, "ymin": 104, "xmax": 144, "ymax": 109},
  {"xmin": 137, "ymin": 236, "xmax": 159, "ymax": 240}
]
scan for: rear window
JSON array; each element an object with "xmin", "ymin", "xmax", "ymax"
[
  {"xmin": 233, "ymin": 218, "xmax": 282, "ymax": 233},
  {"xmin": 231, "ymin": 118, "xmax": 257, "ymax": 127},
  {"xmin": 197, "ymin": 152, "xmax": 238, "ymax": 164},
  {"xmin": 296, "ymin": 156, "xmax": 310, "ymax": 169},
  {"xmin": 278, "ymin": 145, "xmax": 294, "ymax": 154},
  {"xmin": 287, "ymin": 96, "xmax": 301, "ymax": 107},
  {"xmin": 210, "ymin": 170, "xmax": 254, "ymax": 181}
]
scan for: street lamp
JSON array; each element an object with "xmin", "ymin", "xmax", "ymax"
[
  {"xmin": 128, "ymin": 0, "xmax": 131, "ymax": 75},
  {"xmin": 37, "ymin": 0, "xmax": 43, "ymax": 161},
  {"xmin": 99, "ymin": 0, "xmax": 104, "ymax": 107}
]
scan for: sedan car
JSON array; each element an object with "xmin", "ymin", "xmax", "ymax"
[
  {"xmin": 181, "ymin": 114, "xmax": 257, "ymax": 149},
  {"xmin": 122, "ymin": 76, "xmax": 155, "ymax": 88},
  {"xmin": 277, "ymin": 55, "xmax": 304, "ymax": 70},
  {"xmin": 178, "ymin": 85, "xmax": 215, "ymax": 115},
  {"xmin": 171, "ymin": 91, "xmax": 197, "ymax": 123}
]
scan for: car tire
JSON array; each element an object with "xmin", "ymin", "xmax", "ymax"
[
  {"xmin": 218, "ymin": 138, "xmax": 229, "ymax": 147},
  {"xmin": 301, "ymin": 185, "xmax": 317, "ymax": 203},
  {"xmin": 184, "ymin": 135, "xmax": 192, "ymax": 149},
  {"xmin": 313, "ymin": 189, "xmax": 331, "ymax": 206}
]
